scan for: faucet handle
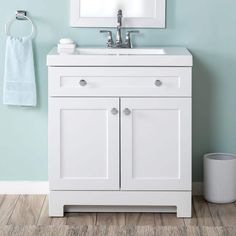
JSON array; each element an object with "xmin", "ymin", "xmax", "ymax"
[
  {"xmin": 100, "ymin": 30, "xmax": 114, "ymax": 48},
  {"xmin": 125, "ymin": 30, "xmax": 140, "ymax": 48}
]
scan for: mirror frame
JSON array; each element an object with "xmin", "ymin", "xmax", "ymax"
[{"xmin": 70, "ymin": 0, "xmax": 166, "ymax": 28}]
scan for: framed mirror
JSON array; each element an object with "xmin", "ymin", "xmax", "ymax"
[{"xmin": 70, "ymin": 0, "xmax": 166, "ymax": 28}]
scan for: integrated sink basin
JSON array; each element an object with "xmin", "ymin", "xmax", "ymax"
[{"xmin": 47, "ymin": 47, "xmax": 193, "ymax": 67}]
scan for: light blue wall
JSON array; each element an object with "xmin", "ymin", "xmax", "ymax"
[{"xmin": 0, "ymin": 0, "xmax": 236, "ymax": 181}]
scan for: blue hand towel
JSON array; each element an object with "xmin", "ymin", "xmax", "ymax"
[{"xmin": 3, "ymin": 36, "xmax": 37, "ymax": 106}]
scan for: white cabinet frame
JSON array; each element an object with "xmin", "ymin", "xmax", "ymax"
[
  {"xmin": 48, "ymin": 63, "xmax": 192, "ymax": 218},
  {"xmin": 70, "ymin": 0, "xmax": 166, "ymax": 28}
]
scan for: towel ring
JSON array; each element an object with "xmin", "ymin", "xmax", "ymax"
[{"xmin": 5, "ymin": 11, "xmax": 35, "ymax": 39}]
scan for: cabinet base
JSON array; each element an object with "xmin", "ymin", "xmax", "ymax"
[{"xmin": 49, "ymin": 191, "xmax": 192, "ymax": 218}]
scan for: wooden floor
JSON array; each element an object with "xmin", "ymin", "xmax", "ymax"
[{"xmin": 0, "ymin": 195, "xmax": 236, "ymax": 235}]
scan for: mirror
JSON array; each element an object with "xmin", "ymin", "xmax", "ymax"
[{"xmin": 71, "ymin": 0, "xmax": 166, "ymax": 28}]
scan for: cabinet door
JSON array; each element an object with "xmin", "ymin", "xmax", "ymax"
[
  {"xmin": 49, "ymin": 98, "xmax": 119, "ymax": 190},
  {"xmin": 121, "ymin": 98, "xmax": 191, "ymax": 191}
]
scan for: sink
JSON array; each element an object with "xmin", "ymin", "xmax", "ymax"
[
  {"xmin": 47, "ymin": 47, "xmax": 193, "ymax": 67},
  {"xmin": 76, "ymin": 48, "xmax": 167, "ymax": 56}
]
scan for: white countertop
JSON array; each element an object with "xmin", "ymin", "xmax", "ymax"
[{"xmin": 47, "ymin": 47, "xmax": 193, "ymax": 67}]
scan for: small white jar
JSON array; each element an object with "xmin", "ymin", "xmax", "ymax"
[
  {"xmin": 57, "ymin": 38, "xmax": 76, "ymax": 54},
  {"xmin": 204, "ymin": 153, "xmax": 236, "ymax": 203}
]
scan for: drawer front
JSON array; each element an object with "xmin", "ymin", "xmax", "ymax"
[{"xmin": 48, "ymin": 67, "xmax": 192, "ymax": 97}]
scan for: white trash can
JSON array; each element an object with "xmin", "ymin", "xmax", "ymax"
[{"xmin": 204, "ymin": 153, "xmax": 236, "ymax": 203}]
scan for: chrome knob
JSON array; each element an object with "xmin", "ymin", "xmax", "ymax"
[
  {"xmin": 79, "ymin": 79, "xmax": 87, "ymax": 86},
  {"xmin": 124, "ymin": 108, "xmax": 131, "ymax": 116},
  {"xmin": 111, "ymin": 108, "xmax": 119, "ymax": 115},
  {"xmin": 155, "ymin": 80, "xmax": 162, "ymax": 87}
]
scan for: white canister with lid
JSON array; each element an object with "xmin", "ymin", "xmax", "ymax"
[{"xmin": 57, "ymin": 38, "xmax": 76, "ymax": 54}]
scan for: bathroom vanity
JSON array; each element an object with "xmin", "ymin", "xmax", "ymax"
[{"xmin": 47, "ymin": 47, "xmax": 193, "ymax": 218}]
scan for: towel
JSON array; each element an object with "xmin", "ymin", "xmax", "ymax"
[{"xmin": 3, "ymin": 36, "xmax": 37, "ymax": 106}]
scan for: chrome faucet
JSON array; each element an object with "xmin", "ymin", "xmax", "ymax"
[{"xmin": 100, "ymin": 9, "xmax": 140, "ymax": 48}]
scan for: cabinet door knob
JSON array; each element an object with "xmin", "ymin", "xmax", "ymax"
[
  {"xmin": 155, "ymin": 80, "xmax": 162, "ymax": 87},
  {"xmin": 79, "ymin": 79, "xmax": 87, "ymax": 86},
  {"xmin": 124, "ymin": 108, "xmax": 131, "ymax": 116},
  {"xmin": 111, "ymin": 108, "xmax": 119, "ymax": 115}
]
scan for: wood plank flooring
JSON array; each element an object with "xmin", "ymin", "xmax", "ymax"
[{"xmin": 0, "ymin": 195, "xmax": 236, "ymax": 235}]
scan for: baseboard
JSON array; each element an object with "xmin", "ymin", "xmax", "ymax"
[
  {"xmin": 0, "ymin": 181, "xmax": 203, "ymax": 195},
  {"xmin": 0, "ymin": 181, "xmax": 49, "ymax": 194}
]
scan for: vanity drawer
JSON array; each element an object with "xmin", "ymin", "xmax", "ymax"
[{"xmin": 48, "ymin": 67, "xmax": 192, "ymax": 97}]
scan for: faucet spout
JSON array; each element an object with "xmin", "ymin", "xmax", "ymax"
[
  {"xmin": 117, "ymin": 9, "xmax": 122, "ymax": 27},
  {"xmin": 116, "ymin": 9, "xmax": 123, "ymax": 47}
]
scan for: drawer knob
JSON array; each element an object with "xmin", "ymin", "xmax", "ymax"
[
  {"xmin": 155, "ymin": 80, "xmax": 162, "ymax": 87},
  {"xmin": 111, "ymin": 108, "xmax": 119, "ymax": 115},
  {"xmin": 79, "ymin": 79, "xmax": 87, "ymax": 86},
  {"xmin": 124, "ymin": 108, "xmax": 131, "ymax": 116}
]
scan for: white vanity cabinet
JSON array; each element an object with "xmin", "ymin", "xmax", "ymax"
[{"xmin": 47, "ymin": 48, "xmax": 193, "ymax": 218}]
